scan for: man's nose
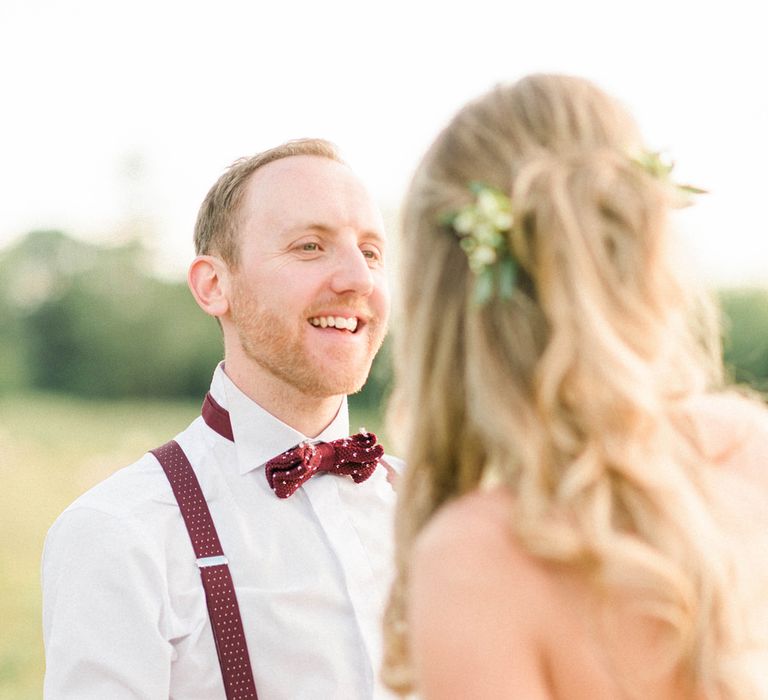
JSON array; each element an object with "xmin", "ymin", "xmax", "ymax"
[{"xmin": 329, "ymin": 245, "xmax": 375, "ymax": 296}]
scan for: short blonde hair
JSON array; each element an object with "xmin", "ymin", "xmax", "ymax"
[{"xmin": 193, "ymin": 138, "xmax": 341, "ymax": 265}]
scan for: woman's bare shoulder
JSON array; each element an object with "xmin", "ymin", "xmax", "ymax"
[
  {"xmin": 409, "ymin": 488, "xmax": 558, "ymax": 698},
  {"xmin": 415, "ymin": 488, "xmax": 523, "ymax": 569},
  {"xmin": 684, "ymin": 390, "xmax": 768, "ymax": 426},
  {"xmin": 682, "ymin": 391, "xmax": 768, "ymax": 484},
  {"xmin": 412, "ymin": 487, "xmax": 557, "ymax": 624}
]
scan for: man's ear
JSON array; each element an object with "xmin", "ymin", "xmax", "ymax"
[{"xmin": 188, "ymin": 255, "xmax": 231, "ymax": 318}]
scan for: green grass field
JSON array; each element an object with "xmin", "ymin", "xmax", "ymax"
[{"xmin": 0, "ymin": 392, "xmax": 382, "ymax": 699}]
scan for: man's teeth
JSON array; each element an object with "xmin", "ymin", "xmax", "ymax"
[{"xmin": 309, "ymin": 316, "xmax": 358, "ymax": 332}]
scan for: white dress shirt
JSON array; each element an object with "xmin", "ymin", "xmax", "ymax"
[{"xmin": 42, "ymin": 363, "xmax": 400, "ymax": 699}]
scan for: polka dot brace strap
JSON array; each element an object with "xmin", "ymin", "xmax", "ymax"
[{"xmin": 151, "ymin": 440, "xmax": 258, "ymax": 700}]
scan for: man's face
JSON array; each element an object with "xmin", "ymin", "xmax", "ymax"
[{"xmin": 225, "ymin": 155, "xmax": 390, "ymax": 399}]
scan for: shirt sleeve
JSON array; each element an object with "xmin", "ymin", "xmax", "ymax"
[{"xmin": 42, "ymin": 506, "xmax": 173, "ymax": 699}]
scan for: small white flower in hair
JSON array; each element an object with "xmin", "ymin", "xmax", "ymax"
[{"xmin": 443, "ymin": 181, "xmax": 517, "ymax": 304}]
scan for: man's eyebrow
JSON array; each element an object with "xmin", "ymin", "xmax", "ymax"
[
  {"xmin": 285, "ymin": 222, "xmax": 386, "ymax": 244},
  {"xmin": 359, "ymin": 229, "xmax": 387, "ymax": 246},
  {"xmin": 281, "ymin": 222, "xmax": 332, "ymax": 237}
]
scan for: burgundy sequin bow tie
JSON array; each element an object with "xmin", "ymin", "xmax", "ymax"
[{"xmin": 264, "ymin": 432, "xmax": 384, "ymax": 498}]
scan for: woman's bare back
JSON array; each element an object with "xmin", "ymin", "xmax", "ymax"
[{"xmin": 409, "ymin": 393, "xmax": 768, "ymax": 699}]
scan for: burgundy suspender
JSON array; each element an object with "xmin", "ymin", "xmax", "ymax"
[
  {"xmin": 151, "ymin": 391, "xmax": 391, "ymax": 697},
  {"xmin": 150, "ymin": 440, "xmax": 258, "ymax": 699}
]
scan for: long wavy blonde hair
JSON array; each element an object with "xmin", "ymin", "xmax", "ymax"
[{"xmin": 382, "ymin": 74, "xmax": 759, "ymax": 697}]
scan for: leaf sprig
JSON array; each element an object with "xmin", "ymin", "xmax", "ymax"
[{"xmin": 631, "ymin": 150, "xmax": 707, "ymax": 207}]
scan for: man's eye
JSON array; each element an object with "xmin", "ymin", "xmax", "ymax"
[
  {"xmin": 301, "ymin": 242, "xmax": 319, "ymax": 252},
  {"xmin": 362, "ymin": 248, "xmax": 381, "ymax": 261}
]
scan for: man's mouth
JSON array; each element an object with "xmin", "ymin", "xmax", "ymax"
[{"xmin": 308, "ymin": 315, "xmax": 360, "ymax": 333}]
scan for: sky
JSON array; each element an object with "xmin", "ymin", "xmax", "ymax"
[{"xmin": 1, "ymin": 0, "xmax": 766, "ymax": 285}]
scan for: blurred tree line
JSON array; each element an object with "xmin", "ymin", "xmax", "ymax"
[
  {"xmin": 0, "ymin": 230, "xmax": 766, "ymax": 404},
  {"xmin": 0, "ymin": 230, "xmax": 392, "ymax": 411}
]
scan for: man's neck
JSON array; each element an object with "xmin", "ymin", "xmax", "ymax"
[{"xmin": 222, "ymin": 360, "xmax": 344, "ymax": 439}]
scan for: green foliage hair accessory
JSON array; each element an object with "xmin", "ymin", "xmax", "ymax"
[
  {"xmin": 446, "ymin": 182, "xmax": 517, "ymax": 305},
  {"xmin": 631, "ymin": 150, "xmax": 708, "ymax": 207}
]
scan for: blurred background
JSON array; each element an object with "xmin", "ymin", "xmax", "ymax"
[{"xmin": 1, "ymin": 0, "xmax": 767, "ymax": 697}]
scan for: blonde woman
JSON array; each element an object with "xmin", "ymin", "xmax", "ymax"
[{"xmin": 382, "ymin": 74, "xmax": 768, "ymax": 699}]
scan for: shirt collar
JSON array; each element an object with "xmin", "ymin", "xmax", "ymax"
[{"xmin": 208, "ymin": 362, "xmax": 350, "ymax": 475}]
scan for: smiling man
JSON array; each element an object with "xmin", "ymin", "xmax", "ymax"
[{"xmin": 42, "ymin": 139, "xmax": 400, "ymax": 699}]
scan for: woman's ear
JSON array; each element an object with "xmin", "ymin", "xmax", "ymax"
[{"xmin": 188, "ymin": 255, "xmax": 231, "ymax": 318}]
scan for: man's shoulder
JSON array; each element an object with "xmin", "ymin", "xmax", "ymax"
[
  {"xmin": 51, "ymin": 419, "xmax": 209, "ymax": 533},
  {"xmin": 43, "ymin": 455, "xmax": 171, "ymax": 562},
  {"xmin": 65, "ymin": 451, "xmax": 171, "ymax": 519}
]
